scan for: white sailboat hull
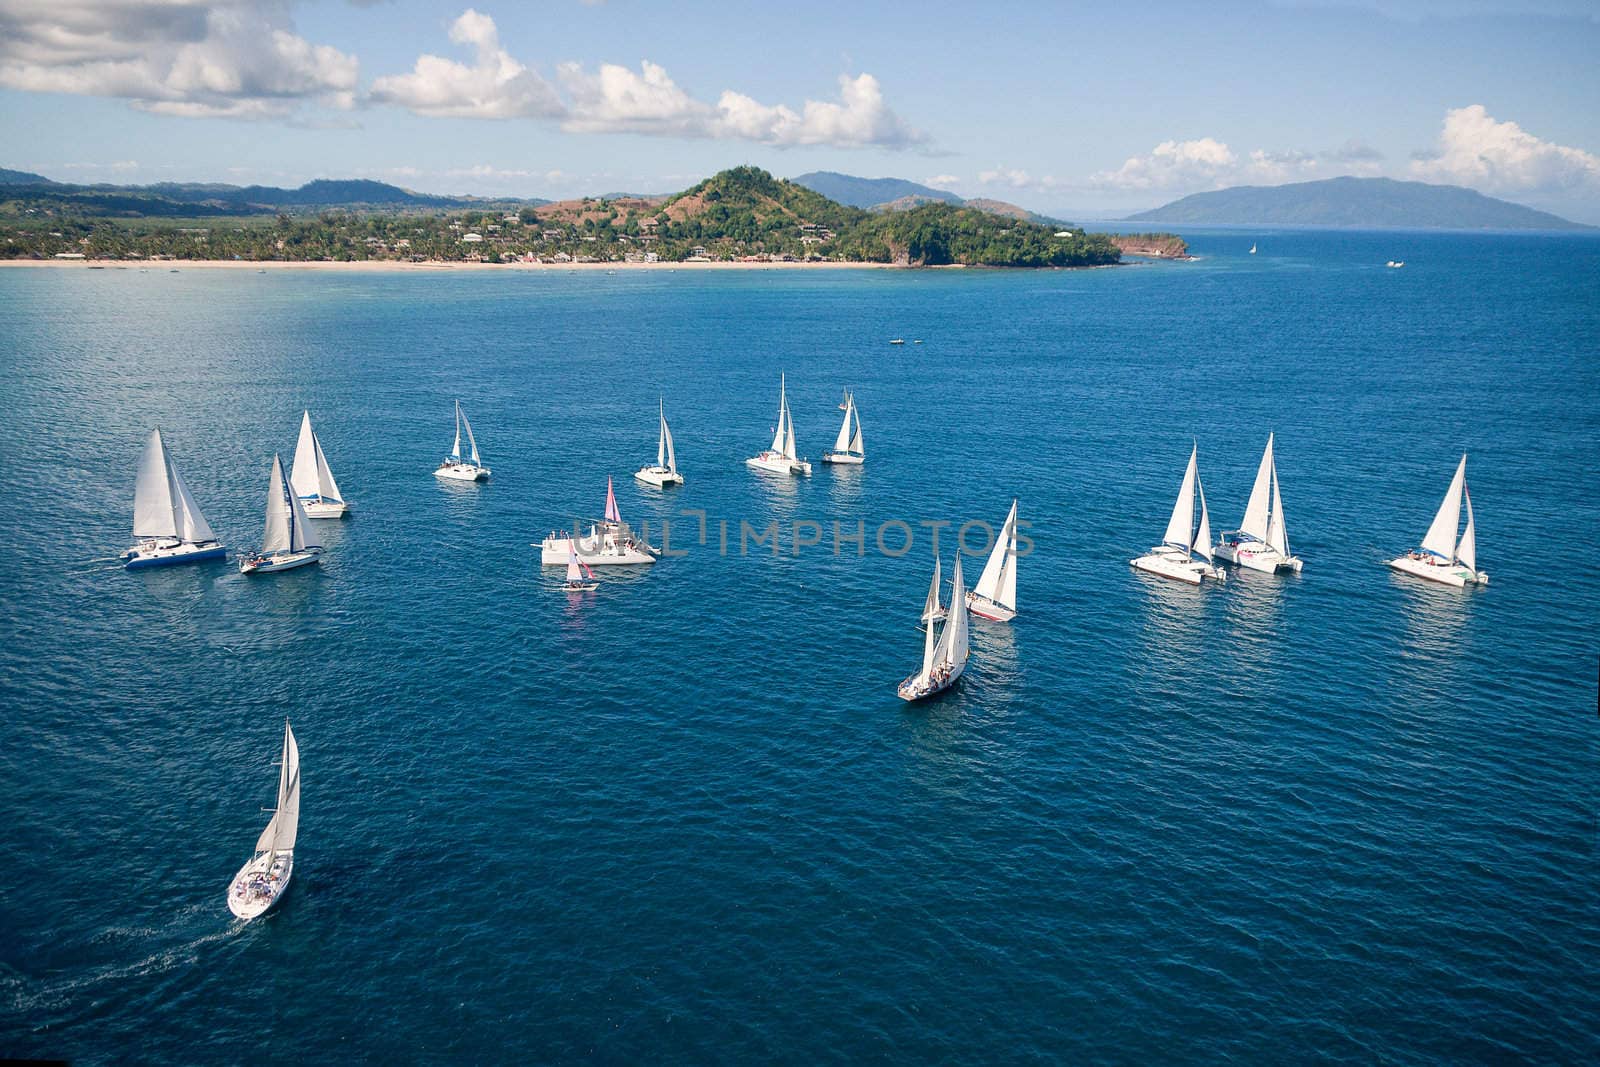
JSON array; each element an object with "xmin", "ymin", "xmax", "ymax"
[
  {"xmin": 897, "ymin": 656, "xmax": 967, "ymax": 702},
  {"xmin": 1214, "ymin": 540, "xmax": 1303, "ymax": 573},
  {"xmin": 822, "ymin": 451, "xmax": 864, "ymax": 465},
  {"xmin": 746, "ymin": 452, "xmax": 811, "ymax": 476},
  {"xmin": 540, "ymin": 532, "xmax": 658, "ymax": 566},
  {"xmin": 965, "ymin": 591, "xmax": 1017, "ymax": 622},
  {"xmin": 1130, "ymin": 549, "xmax": 1224, "ymax": 585},
  {"xmin": 634, "ymin": 466, "xmax": 685, "ymax": 487},
  {"xmin": 241, "ymin": 548, "xmax": 322, "ymax": 574},
  {"xmin": 227, "ymin": 849, "xmax": 293, "ymax": 920},
  {"xmin": 1387, "ymin": 553, "xmax": 1487, "ymax": 587},
  {"xmin": 123, "ymin": 539, "xmax": 226, "ymax": 569},
  {"xmin": 300, "ymin": 497, "xmax": 349, "ymax": 518},
  {"xmin": 435, "ymin": 462, "xmax": 490, "ymax": 482}
]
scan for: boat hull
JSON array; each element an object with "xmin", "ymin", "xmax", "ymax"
[
  {"xmin": 822, "ymin": 451, "xmax": 864, "ymax": 465},
  {"xmin": 123, "ymin": 540, "xmax": 226, "ymax": 570},
  {"xmin": 435, "ymin": 463, "xmax": 490, "ymax": 482},
  {"xmin": 966, "ymin": 592, "xmax": 1016, "ymax": 622},
  {"xmin": 746, "ymin": 453, "xmax": 811, "ymax": 476},
  {"xmin": 1130, "ymin": 549, "xmax": 1223, "ymax": 585},
  {"xmin": 897, "ymin": 657, "xmax": 968, "ymax": 702},
  {"xmin": 300, "ymin": 498, "xmax": 349, "ymax": 518},
  {"xmin": 540, "ymin": 534, "xmax": 657, "ymax": 566},
  {"xmin": 227, "ymin": 850, "xmax": 294, "ymax": 920},
  {"xmin": 241, "ymin": 549, "xmax": 322, "ymax": 574},
  {"xmin": 1214, "ymin": 541, "xmax": 1303, "ymax": 573},
  {"xmin": 1387, "ymin": 554, "xmax": 1486, "ymax": 587},
  {"xmin": 634, "ymin": 466, "xmax": 685, "ymax": 487}
]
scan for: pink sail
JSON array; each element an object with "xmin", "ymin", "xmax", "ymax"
[{"xmin": 604, "ymin": 476, "xmax": 622, "ymax": 524}]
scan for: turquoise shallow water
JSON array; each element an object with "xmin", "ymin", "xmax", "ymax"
[{"xmin": 2, "ymin": 232, "xmax": 1597, "ymax": 1062}]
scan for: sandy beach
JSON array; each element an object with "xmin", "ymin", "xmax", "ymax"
[{"xmin": 0, "ymin": 257, "xmax": 905, "ymax": 273}]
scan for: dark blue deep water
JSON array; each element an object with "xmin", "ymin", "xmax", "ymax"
[{"xmin": 2, "ymin": 232, "xmax": 1597, "ymax": 1063}]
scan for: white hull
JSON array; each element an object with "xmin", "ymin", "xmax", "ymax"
[
  {"xmin": 435, "ymin": 462, "xmax": 490, "ymax": 482},
  {"xmin": 1387, "ymin": 553, "xmax": 1487, "ymax": 587},
  {"xmin": 634, "ymin": 466, "xmax": 684, "ymax": 487},
  {"xmin": 300, "ymin": 498, "xmax": 349, "ymax": 518},
  {"xmin": 822, "ymin": 451, "xmax": 864, "ymax": 465},
  {"xmin": 123, "ymin": 539, "xmax": 226, "ymax": 569},
  {"xmin": 965, "ymin": 592, "xmax": 1017, "ymax": 622},
  {"xmin": 227, "ymin": 850, "xmax": 293, "ymax": 920},
  {"xmin": 1214, "ymin": 540, "xmax": 1302, "ymax": 573},
  {"xmin": 241, "ymin": 548, "xmax": 322, "ymax": 574},
  {"xmin": 1130, "ymin": 549, "xmax": 1224, "ymax": 585},
  {"xmin": 747, "ymin": 452, "xmax": 811, "ymax": 476},
  {"xmin": 897, "ymin": 656, "xmax": 967, "ymax": 702},
  {"xmin": 540, "ymin": 531, "xmax": 657, "ymax": 566},
  {"xmin": 563, "ymin": 581, "xmax": 599, "ymax": 592}
]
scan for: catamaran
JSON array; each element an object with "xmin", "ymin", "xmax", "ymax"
[
  {"xmin": 435, "ymin": 400, "xmax": 490, "ymax": 481},
  {"xmin": 746, "ymin": 374, "xmax": 812, "ymax": 475},
  {"xmin": 290, "ymin": 411, "xmax": 349, "ymax": 517},
  {"xmin": 899, "ymin": 554, "xmax": 970, "ymax": 702},
  {"xmin": 564, "ymin": 544, "xmax": 598, "ymax": 591},
  {"xmin": 635, "ymin": 399, "xmax": 684, "ymax": 487},
  {"xmin": 1215, "ymin": 434, "xmax": 1302, "ymax": 573},
  {"xmin": 1388, "ymin": 454, "xmax": 1488, "ymax": 587},
  {"xmin": 540, "ymin": 476, "xmax": 659, "ymax": 565},
  {"xmin": 123, "ymin": 428, "xmax": 226, "ymax": 569},
  {"xmin": 240, "ymin": 454, "xmax": 323, "ymax": 574},
  {"xmin": 967, "ymin": 499, "xmax": 1019, "ymax": 621},
  {"xmin": 822, "ymin": 390, "xmax": 864, "ymax": 465},
  {"xmin": 1131, "ymin": 444, "xmax": 1225, "ymax": 585},
  {"xmin": 920, "ymin": 555, "xmax": 947, "ymax": 629},
  {"xmin": 227, "ymin": 720, "xmax": 299, "ymax": 921}
]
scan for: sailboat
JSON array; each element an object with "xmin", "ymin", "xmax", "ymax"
[
  {"xmin": 564, "ymin": 544, "xmax": 598, "ymax": 591},
  {"xmin": 240, "ymin": 453, "xmax": 323, "ymax": 574},
  {"xmin": 920, "ymin": 555, "xmax": 947, "ymax": 629},
  {"xmin": 1131, "ymin": 443, "xmax": 1226, "ymax": 585},
  {"xmin": 1215, "ymin": 434, "xmax": 1303, "ymax": 573},
  {"xmin": 822, "ymin": 389, "xmax": 864, "ymax": 465},
  {"xmin": 1388, "ymin": 454, "xmax": 1488, "ymax": 587},
  {"xmin": 967, "ymin": 499, "xmax": 1019, "ymax": 621},
  {"xmin": 634, "ymin": 399, "xmax": 685, "ymax": 487},
  {"xmin": 290, "ymin": 411, "xmax": 350, "ymax": 517},
  {"xmin": 227, "ymin": 720, "xmax": 299, "ymax": 921},
  {"xmin": 1249, "ymin": 243, "xmax": 1258, "ymax": 254},
  {"xmin": 746, "ymin": 373, "xmax": 812, "ymax": 475},
  {"xmin": 898, "ymin": 554, "xmax": 970, "ymax": 702},
  {"xmin": 122, "ymin": 428, "xmax": 226, "ymax": 569},
  {"xmin": 540, "ymin": 476, "xmax": 659, "ymax": 565},
  {"xmin": 435, "ymin": 400, "xmax": 490, "ymax": 481}
]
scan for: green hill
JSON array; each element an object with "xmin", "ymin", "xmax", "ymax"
[{"xmin": 1127, "ymin": 176, "xmax": 1590, "ymax": 230}]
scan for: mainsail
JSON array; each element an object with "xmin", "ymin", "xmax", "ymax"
[
  {"xmin": 658, "ymin": 400, "xmax": 677, "ymax": 473},
  {"xmin": 1240, "ymin": 434, "xmax": 1275, "ymax": 542},
  {"xmin": 133, "ymin": 429, "xmax": 217, "ymax": 543},
  {"xmin": 934, "ymin": 555, "xmax": 970, "ymax": 670},
  {"xmin": 262, "ymin": 455, "xmax": 322, "ymax": 554},
  {"xmin": 254, "ymin": 721, "xmax": 300, "ymax": 855},
  {"xmin": 604, "ymin": 477, "xmax": 622, "ymax": 525},
  {"xmin": 1162, "ymin": 446, "xmax": 1199, "ymax": 552},
  {"xmin": 921, "ymin": 556, "xmax": 944, "ymax": 623},
  {"xmin": 450, "ymin": 401, "xmax": 463, "ymax": 461},
  {"xmin": 291, "ymin": 411, "xmax": 343, "ymax": 504},
  {"xmin": 1421, "ymin": 454, "xmax": 1467, "ymax": 560},
  {"xmin": 771, "ymin": 375, "xmax": 789, "ymax": 455},
  {"xmin": 973, "ymin": 500, "xmax": 1018, "ymax": 611}
]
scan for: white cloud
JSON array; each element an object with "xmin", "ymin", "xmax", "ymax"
[
  {"xmin": 717, "ymin": 73, "xmax": 922, "ymax": 148},
  {"xmin": 1409, "ymin": 104, "xmax": 1600, "ymax": 194},
  {"xmin": 1090, "ymin": 135, "xmax": 1389, "ymax": 194},
  {"xmin": 0, "ymin": 1, "xmax": 358, "ymax": 119},
  {"xmin": 558, "ymin": 60, "xmax": 707, "ymax": 135},
  {"xmin": 368, "ymin": 8, "xmax": 562, "ymax": 118},
  {"xmin": 925, "ymin": 174, "xmax": 960, "ymax": 189},
  {"xmin": 1092, "ymin": 138, "xmax": 1238, "ymax": 191}
]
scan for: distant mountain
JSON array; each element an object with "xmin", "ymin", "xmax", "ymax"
[
  {"xmin": 792, "ymin": 171, "xmax": 961, "ymax": 209},
  {"xmin": 0, "ymin": 168, "xmax": 51, "ymax": 185},
  {"xmin": 1126, "ymin": 176, "xmax": 1591, "ymax": 230}
]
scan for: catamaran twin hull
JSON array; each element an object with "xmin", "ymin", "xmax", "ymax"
[
  {"xmin": 540, "ymin": 534, "xmax": 658, "ymax": 566},
  {"xmin": 436, "ymin": 463, "xmax": 490, "ymax": 482},
  {"xmin": 1131, "ymin": 549, "xmax": 1224, "ymax": 585},
  {"xmin": 1214, "ymin": 540, "xmax": 1303, "ymax": 573},
  {"xmin": 123, "ymin": 540, "xmax": 226, "ymax": 569},
  {"xmin": 747, "ymin": 453, "xmax": 812, "ymax": 476},
  {"xmin": 1387, "ymin": 554, "xmax": 1487, "ymax": 587},
  {"xmin": 228, "ymin": 850, "xmax": 294, "ymax": 920},
  {"xmin": 634, "ymin": 465, "xmax": 685, "ymax": 487}
]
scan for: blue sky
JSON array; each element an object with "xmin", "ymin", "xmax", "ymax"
[{"xmin": 3, "ymin": 1, "xmax": 1598, "ymax": 221}]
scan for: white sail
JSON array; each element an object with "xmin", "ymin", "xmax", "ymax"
[
  {"xmin": 168, "ymin": 458, "xmax": 217, "ymax": 544},
  {"xmin": 255, "ymin": 721, "xmax": 300, "ymax": 854},
  {"xmin": 261, "ymin": 455, "xmax": 292, "ymax": 554},
  {"xmin": 782, "ymin": 391, "xmax": 798, "ymax": 460},
  {"xmin": 921, "ymin": 556, "xmax": 943, "ymax": 623},
  {"xmin": 292, "ymin": 411, "xmax": 343, "ymax": 503},
  {"xmin": 450, "ymin": 401, "xmax": 463, "ymax": 461},
  {"xmin": 771, "ymin": 376, "xmax": 788, "ymax": 454},
  {"xmin": 288, "ymin": 472, "xmax": 319, "ymax": 552},
  {"xmin": 1194, "ymin": 474, "xmax": 1215, "ymax": 562},
  {"xmin": 460, "ymin": 405, "xmax": 481, "ymax": 465},
  {"xmin": 657, "ymin": 399, "xmax": 678, "ymax": 472},
  {"xmin": 567, "ymin": 546, "xmax": 583, "ymax": 583},
  {"xmin": 1458, "ymin": 483, "xmax": 1477, "ymax": 572},
  {"xmin": 1266, "ymin": 462, "xmax": 1289, "ymax": 556},
  {"xmin": 133, "ymin": 429, "xmax": 178, "ymax": 539},
  {"xmin": 973, "ymin": 499, "xmax": 1018, "ymax": 611},
  {"xmin": 936, "ymin": 554, "xmax": 970, "ymax": 668},
  {"xmin": 1421, "ymin": 454, "xmax": 1467, "ymax": 559},
  {"xmin": 848, "ymin": 398, "xmax": 863, "ymax": 455},
  {"xmin": 604, "ymin": 477, "xmax": 622, "ymax": 525},
  {"xmin": 1240, "ymin": 434, "xmax": 1274, "ymax": 541},
  {"xmin": 832, "ymin": 396, "xmax": 853, "ymax": 452},
  {"xmin": 1162, "ymin": 446, "xmax": 1199, "ymax": 550}
]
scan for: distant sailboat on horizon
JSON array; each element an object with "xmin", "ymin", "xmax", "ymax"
[
  {"xmin": 227, "ymin": 720, "xmax": 299, "ymax": 921},
  {"xmin": 122, "ymin": 428, "xmax": 226, "ymax": 569},
  {"xmin": 1387, "ymin": 454, "xmax": 1487, "ymax": 587},
  {"xmin": 1249, "ymin": 242, "xmax": 1258, "ymax": 254}
]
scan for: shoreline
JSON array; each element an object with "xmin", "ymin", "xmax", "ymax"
[{"xmin": 0, "ymin": 257, "xmax": 908, "ymax": 273}]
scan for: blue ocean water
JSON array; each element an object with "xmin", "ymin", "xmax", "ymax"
[{"xmin": 1, "ymin": 231, "xmax": 1596, "ymax": 1062}]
